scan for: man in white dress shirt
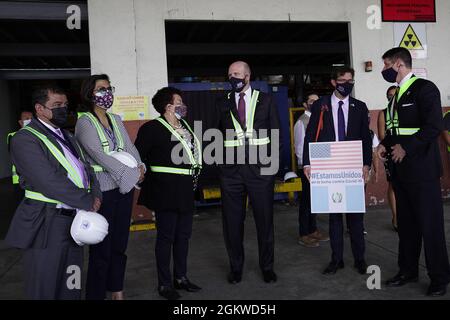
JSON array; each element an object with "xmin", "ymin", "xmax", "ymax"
[{"xmin": 294, "ymin": 93, "xmax": 330, "ymax": 247}]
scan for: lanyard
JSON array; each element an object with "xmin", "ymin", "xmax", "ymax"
[
  {"xmin": 104, "ymin": 127, "xmax": 117, "ymax": 150},
  {"xmin": 40, "ymin": 124, "xmax": 80, "ymax": 160},
  {"xmin": 94, "ymin": 112, "xmax": 117, "ymax": 150}
]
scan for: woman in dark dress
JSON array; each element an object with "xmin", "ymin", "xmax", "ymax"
[{"xmin": 135, "ymin": 87, "xmax": 202, "ymax": 300}]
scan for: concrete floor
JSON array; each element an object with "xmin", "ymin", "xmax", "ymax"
[{"xmin": 1, "ymin": 200, "xmax": 450, "ymax": 300}]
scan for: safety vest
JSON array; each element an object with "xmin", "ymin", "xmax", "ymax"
[
  {"xmin": 78, "ymin": 112, "xmax": 124, "ymax": 172},
  {"xmin": 21, "ymin": 126, "xmax": 88, "ymax": 204},
  {"xmin": 445, "ymin": 110, "xmax": 450, "ymax": 152},
  {"xmin": 385, "ymin": 76, "xmax": 420, "ymax": 136},
  {"xmin": 150, "ymin": 117, "xmax": 202, "ymax": 176},
  {"xmin": 6, "ymin": 132, "xmax": 19, "ymax": 184},
  {"xmin": 224, "ymin": 90, "xmax": 271, "ymax": 147}
]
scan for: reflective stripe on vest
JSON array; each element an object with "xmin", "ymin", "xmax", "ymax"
[
  {"xmin": 11, "ymin": 166, "xmax": 19, "ymax": 184},
  {"xmin": 395, "ymin": 128, "xmax": 419, "ymax": 135},
  {"xmin": 91, "ymin": 165, "xmax": 104, "ymax": 173},
  {"xmin": 155, "ymin": 117, "xmax": 202, "ymax": 169},
  {"xmin": 150, "ymin": 166, "xmax": 194, "ymax": 175},
  {"xmin": 22, "ymin": 126, "xmax": 86, "ymax": 204},
  {"xmin": 7, "ymin": 131, "xmax": 19, "ymax": 184},
  {"xmin": 78, "ymin": 112, "xmax": 124, "ymax": 172},
  {"xmin": 224, "ymin": 90, "xmax": 270, "ymax": 147},
  {"xmin": 25, "ymin": 190, "xmax": 60, "ymax": 204}
]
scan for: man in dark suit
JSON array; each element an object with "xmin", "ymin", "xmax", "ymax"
[
  {"xmin": 377, "ymin": 47, "xmax": 450, "ymax": 297},
  {"xmin": 5, "ymin": 86, "xmax": 102, "ymax": 299},
  {"xmin": 303, "ymin": 66, "xmax": 372, "ymax": 275},
  {"xmin": 215, "ymin": 61, "xmax": 281, "ymax": 284}
]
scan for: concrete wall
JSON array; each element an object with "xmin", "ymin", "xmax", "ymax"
[
  {"xmin": 0, "ymin": 80, "xmax": 16, "ymax": 179},
  {"xmin": 88, "ymin": 0, "xmax": 450, "ymax": 116},
  {"xmin": 88, "ymin": 0, "xmax": 168, "ymax": 119}
]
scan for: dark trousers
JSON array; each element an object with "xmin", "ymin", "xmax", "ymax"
[
  {"xmin": 298, "ymin": 170, "xmax": 317, "ymax": 236},
  {"xmin": 24, "ymin": 214, "xmax": 83, "ymax": 300},
  {"xmin": 154, "ymin": 210, "xmax": 193, "ymax": 287},
  {"xmin": 86, "ymin": 189, "xmax": 134, "ymax": 300},
  {"xmin": 13, "ymin": 184, "xmax": 24, "ymax": 209},
  {"xmin": 220, "ymin": 165, "xmax": 275, "ymax": 274},
  {"xmin": 329, "ymin": 213, "xmax": 365, "ymax": 263},
  {"xmin": 393, "ymin": 179, "xmax": 450, "ymax": 286}
]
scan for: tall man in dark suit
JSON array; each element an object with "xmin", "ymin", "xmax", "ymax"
[
  {"xmin": 215, "ymin": 61, "xmax": 281, "ymax": 284},
  {"xmin": 377, "ymin": 47, "xmax": 450, "ymax": 297},
  {"xmin": 303, "ymin": 67, "xmax": 372, "ymax": 275},
  {"xmin": 5, "ymin": 86, "xmax": 102, "ymax": 299}
]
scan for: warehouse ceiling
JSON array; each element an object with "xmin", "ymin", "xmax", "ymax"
[
  {"xmin": 0, "ymin": 1, "xmax": 350, "ymax": 80},
  {"xmin": 165, "ymin": 21, "xmax": 350, "ymax": 78},
  {"xmin": 0, "ymin": 0, "xmax": 89, "ymax": 79}
]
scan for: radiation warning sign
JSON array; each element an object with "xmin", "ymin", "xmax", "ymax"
[
  {"xmin": 394, "ymin": 23, "xmax": 427, "ymax": 59},
  {"xmin": 399, "ymin": 24, "xmax": 423, "ymax": 49}
]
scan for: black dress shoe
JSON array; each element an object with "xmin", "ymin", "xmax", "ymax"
[
  {"xmin": 174, "ymin": 277, "xmax": 202, "ymax": 292},
  {"xmin": 227, "ymin": 272, "xmax": 242, "ymax": 284},
  {"xmin": 354, "ymin": 260, "xmax": 368, "ymax": 275},
  {"xmin": 262, "ymin": 270, "xmax": 277, "ymax": 283},
  {"xmin": 323, "ymin": 261, "xmax": 344, "ymax": 275},
  {"xmin": 158, "ymin": 286, "xmax": 181, "ymax": 300},
  {"xmin": 386, "ymin": 273, "xmax": 418, "ymax": 287},
  {"xmin": 426, "ymin": 284, "xmax": 447, "ymax": 297}
]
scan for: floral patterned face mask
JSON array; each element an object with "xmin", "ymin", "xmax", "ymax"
[{"xmin": 93, "ymin": 89, "xmax": 114, "ymax": 109}]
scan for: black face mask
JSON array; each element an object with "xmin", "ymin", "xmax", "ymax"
[
  {"xmin": 382, "ymin": 67, "xmax": 398, "ymax": 83},
  {"xmin": 335, "ymin": 82, "xmax": 354, "ymax": 97},
  {"xmin": 48, "ymin": 106, "xmax": 68, "ymax": 128},
  {"xmin": 229, "ymin": 77, "xmax": 247, "ymax": 93}
]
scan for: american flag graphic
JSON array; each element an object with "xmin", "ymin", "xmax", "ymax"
[{"xmin": 310, "ymin": 141, "xmax": 363, "ymax": 170}]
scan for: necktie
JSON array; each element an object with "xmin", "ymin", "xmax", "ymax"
[
  {"xmin": 338, "ymin": 100, "xmax": 346, "ymax": 141},
  {"xmin": 238, "ymin": 92, "xmax": 246, "ymax": 127},
  {"xmin": 391, "ymin": 86, "xmax": 400, "ymax": 118}
]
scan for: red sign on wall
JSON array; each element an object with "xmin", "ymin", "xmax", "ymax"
[{"xmin": 382, "ymin": 0, "xmax": 436, "ymax": 22}]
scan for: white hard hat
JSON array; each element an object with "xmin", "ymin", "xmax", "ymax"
[
  {"xmin": 109, "ymin": 151, "xmax": 138, "ymax": 168},
  {"xmin": 70, "ymin": 210, "xmax": 109, "ymax": 246},
  {"xmin": 284, "ymin": 171, "xmax": 298, "ymax": 182}
]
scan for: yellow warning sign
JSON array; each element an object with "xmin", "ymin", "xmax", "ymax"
[{"xmin": 399, "ymin": 24, "xmax": 423, "ymax": 50}]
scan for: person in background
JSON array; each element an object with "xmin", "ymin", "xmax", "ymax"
[
  {"xmin": 294, "ymin": 93, "xmax": 329, "ymax": 248},
  {"xmin": 441, "ymin": 110, "xmax": 450, "ymax": 153},
  {"xmin": 377, "ymin": 85, "xmax": 398, "ymax": 231},
  {"xmin": 18, "ymin": 111, "xmax": 33, "ymax": 128},
  {"xmin": 369, "ymin": 127, "xmax": 380, "ymax": 183},
  {"xmin": 75, "ymin": 74, "xmax": 146, "ymax": 300},
  {"xmin": 135, "ymin": 87, "xmax": 202, "ymax": 300},
  {"xmin": 7, "ymin": 111, "xmax": 33, "ymax": 207}
]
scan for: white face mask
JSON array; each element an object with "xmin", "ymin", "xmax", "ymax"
[{"xmin": 23, "ymin": 119, "xmax": 32, "ymax": 127}]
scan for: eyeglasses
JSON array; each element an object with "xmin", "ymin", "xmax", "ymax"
[
  {"xmin": 41, "ymin": 103, "xmax": 69, "ymax": 109},
  {"xmin": 94, "ymin": 86, "xmax": 115, "ymax": 94},
  {"xmin": 336, "ymin": 79, "xmax": 355, "ymax": 84}
]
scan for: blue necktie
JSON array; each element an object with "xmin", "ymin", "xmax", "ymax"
[{"xmin": 338, "ymin": 100, "xmax": 346, "ymax": 141}]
